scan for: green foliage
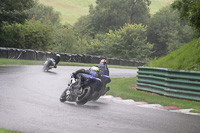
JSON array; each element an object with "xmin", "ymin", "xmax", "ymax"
[
  {"xmin": 147, "ymin": 38, "xmax": 200, "ymax": 71},
  {"xmin": 172, "ymin": 0, "xmax": 200, "ymax": 34},
  {"xmin": 52, "ymin": 25, "xmax": 79, "ymax": 54},
  {"xmin": 86, "ymin": 33, "xmax": 107, "ymax": 56},
  {"xmin": 37, "ymin": 0, "xmax": 174, "ymax": 25},
  {"xmin": 0, "ymin": 20, "xmax": 53, "ymax": 51},
  {"xmin": 76, "ymin": 0, "xmax": 151, "ymax": 36},
  {"xmin": 87, "ymin": 24, "xmax": 153, "ymax": 61},
  {"xmin": 73, "ymin": 15, "xmax": 93, "ymax": 54},
  {"xmin": 147, "ymin": 5, "xmax": 194, "ymax": 57},
  {"xmin": 0, "ymin": 0, "xmax": 35, "ymax": 26},
  {"xmin": 27, "ymin": 3, "xmax": 61, "ymax": 25},
  {"xmin": 0, "ymin": 0, "xmax": 197, "ymax": 62}
]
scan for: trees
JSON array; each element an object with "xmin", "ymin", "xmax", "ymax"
[
  {"xmin": 27, "ymin": 3, "xmax": 61, "ymax": 25},
  {"xmin": 172, "ymin": 0, "xmax": 200, "ymax": 34},
  {"xmin": 74, "ymin": 15, "xmax": 92, "ymax": 54},
  {"xmin": 75, "ymin": 0, "xmax": 151, "ymax": 37},
  {"xmin": 0, "ymin": 0, "xmax": 35, "ymax": 26},
  {"xmin": 87, "ymin": 24, "xmax": 153, "ymax": 61},
  {"xmin": 0, "ymin": 1, "xmax": 80, "ymax": 53},
  {"xmin": 52, "ymin": 25, "xmax": 78, "ymax": 54},
  {"xmin": 0, "ymin": 20, "xmax": 53, "ymax": 50},
  {"xmin": 147, "ymin": 6, "xmax": 193, "ymax": 57}
]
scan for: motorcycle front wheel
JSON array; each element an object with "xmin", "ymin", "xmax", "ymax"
[
  {"xmin": 60, "ymin": 87, "xmax": 72, "ymax": 102},
  {"xmin": 60, "ymin": 89, "xmax": 67, "ymax": 102},
  {"xmin": 76, "ymin": 86, "xmax": 92, "ymax": 105},
  {"xmin": 43, "ymin": 63, "xmax": 48, "ymax": 72}
]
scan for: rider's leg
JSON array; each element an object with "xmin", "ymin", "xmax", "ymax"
[{"xmin": 73, "ymin": 74, "xmax": 84, "ymax": 89}]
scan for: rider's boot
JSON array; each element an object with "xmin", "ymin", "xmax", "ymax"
[
  {"xmin": 73, "ymin": 79, "xmax": 82, "ymax": 89},
  {"xmin": 73, "ymin": 78, "xmax": 84, "ymax": 95}
]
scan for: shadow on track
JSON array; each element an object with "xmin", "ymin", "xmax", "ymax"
[
  {"xmin": 62, "ymin": 101, "xmax": 106, "ymax": 110},
  {"xmin": 44, "ymin": 71, "xmax": 57, "ymax": 75}
]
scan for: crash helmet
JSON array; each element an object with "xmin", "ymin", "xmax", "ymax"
[
  {"xmin": 100, "ymin": 59, "xmax": 107, "ymax": 65},
  {"xmin": 90, "ymin": 66, "xmax": 99, "ymax": 72}
]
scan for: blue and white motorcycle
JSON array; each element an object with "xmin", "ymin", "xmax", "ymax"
[
  {"xmin": 43, "ymin": 58, "xmax": 56, "ymax": 72},
  {"xmin": 60, "ymin": 73, "xmax": 111, "ymax": 105}
]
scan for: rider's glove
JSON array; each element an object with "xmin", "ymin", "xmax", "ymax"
[{"xmin": 72, "ymin": 72, "xmax": 76, "ymax": 78}]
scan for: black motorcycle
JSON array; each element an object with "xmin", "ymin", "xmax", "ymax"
[{"xmin": 60, "ymin": 74, "xmax": 111, "ymax": 105}]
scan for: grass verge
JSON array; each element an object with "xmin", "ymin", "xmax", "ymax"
[
  {"xmin": 0, "ymin": 58, "xmax": 137, "ymax": 69},
  {"xmin": 107, "ymin": 77, "xmax": 200, "ymax": 113},
  {"xmin": 147, "ymin": 38, "xmax": 200, "ymax": 71},
  {"xmin": 0, "ymin": 128, "xmax": 22, "ymax": 133}
]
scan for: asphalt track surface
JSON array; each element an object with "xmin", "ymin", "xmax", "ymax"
[{"xmin": 0, "ymin": 65, "xmax": 200, "ymax": 133}]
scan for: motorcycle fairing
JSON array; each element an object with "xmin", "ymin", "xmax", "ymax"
[{"xmin": 82, "ymin": 73, "xmax": 102, "ymax": 91}]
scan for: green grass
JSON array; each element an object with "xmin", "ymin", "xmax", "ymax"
[
  {"xmin": 38, "ymin": 0, "xmax": 174, "ymax": 25},
  {"xmin": 0, "ymin": 58, "xmax": 137, "ymax": 69},
  {"xmin": 149, "ymin": 0, "xmax": 174, "ymax": 14},
  {"xmin": 0, "ymin": 128, "xmax": 22, "ymax": 133},
  {"xmin": 0, "ymin": 58, "xmax": 44, "ymax": 65},
  {"xmin": 38, "ymin": 0, "xmax": 96, "ymax": 24},
  {"xmin": 107, "ymin": 77, "xmax": 200, "ymax": 113},
  {"xmin": 147, "ymin": 38, "xmax": 200, "ymax": 71}
]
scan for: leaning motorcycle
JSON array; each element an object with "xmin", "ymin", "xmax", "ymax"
[
  {"xmin": 60, "ymin": 74, "xmax": 111, "ymax": 105},
  {"xmin": 43, "ymin": 58, "xmax": 55, "ymax": 72}
]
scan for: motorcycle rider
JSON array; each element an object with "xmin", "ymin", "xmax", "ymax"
[
  {"xmin": 96, "ymin": 59, "xmax": 109, "ymax": 76},
  {"xmin": 96, "ymin": 59, "xmax": 110, "ymax": 94},
  {"xmin": 72, "ymin": 66, "xmax": 102, "ymax": 90},
  {"xmin": 53, "ymin": 54, "xmax": 60, "ymax": 68}
]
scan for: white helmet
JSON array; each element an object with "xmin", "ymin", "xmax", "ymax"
[
  {"xmin": 100, "ymin": 59, "xmax": 106, "ymax": 65},
  {"xmin": 56, "ymin": 54, "xmax": 60, "ymax": 57}
]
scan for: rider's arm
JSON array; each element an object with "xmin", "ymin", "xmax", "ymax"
[{"xmin": 73, "ymin": 69, "xmax": 86, "ymax": 76}]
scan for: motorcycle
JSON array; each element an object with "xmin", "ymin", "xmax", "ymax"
[
  {"xmin": 43, "ymin": 58, "xmax": 56, "ymax": 72},
  {"xmin": 60, "ymin": 73, "xmax": 111, "ymax": 105}
]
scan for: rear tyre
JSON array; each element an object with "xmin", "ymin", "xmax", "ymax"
[{"xmin": 76, "ymin": 86, "xmax": 92, "ymax": 105}]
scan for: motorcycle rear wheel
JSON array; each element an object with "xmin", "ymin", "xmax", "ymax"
[{"xmin": 76, "ymin": 86, "xmax": 92, "ymax": 105}]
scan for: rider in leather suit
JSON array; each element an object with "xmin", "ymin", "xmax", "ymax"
[
  {"xmin": 96, "ymin": 59, "xmax": 109, "ymax": 76},
  {"xmin": 72, "ymin": 66, "xmax": 102, "ymax": 90},
  {"xmin": 96, "ymin": 59, "xmax": 110, "ymax": 93},
  {"xmin": 53, "ymin": 54, "xmax": 60, "ymax": 68}
]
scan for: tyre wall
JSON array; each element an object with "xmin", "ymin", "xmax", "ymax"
[{"xmin": 0, "ymin": 47, "xmax": 145, "ymax": 66}]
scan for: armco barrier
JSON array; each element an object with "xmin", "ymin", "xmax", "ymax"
[
  {"xmin": 0, "ymin": 47, "xmax": 145, "ymax": 66},
  {"xmin": 136, "ymin": 66, "xmax": 200, "ymax": 101}
]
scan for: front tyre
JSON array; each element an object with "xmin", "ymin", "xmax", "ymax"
[
  {"xmin": 43, "ymin": 63, "xmax": 48, "ymax": 72},
  {"xmin": 60, "ymin": 89, "xmax": 67, "ymax": 102},
  {"xmin": 76, "ymin": 86, "xmax": 92, "ymax": 105}
]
